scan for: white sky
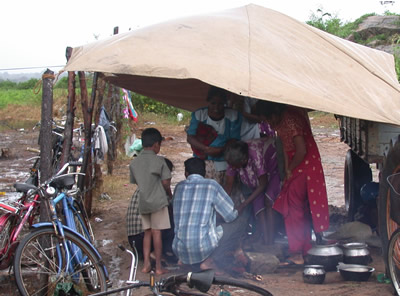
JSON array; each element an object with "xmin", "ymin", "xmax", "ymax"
[{"xmin": 1, "ymin": 0, "xmax": 399, "ymax": 74}]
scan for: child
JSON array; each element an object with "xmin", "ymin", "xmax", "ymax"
[
  {"xmin": 127, "ymin": 158, "xmax": 175, "ymax": 260},
  {"xmin": 129, "ymin": 128, "xmax": 172, "ymax": 275}
]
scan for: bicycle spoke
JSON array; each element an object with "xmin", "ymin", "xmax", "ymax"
[{"xmin": 14, "ymin": 227, "xmax": 106, "ymax": 296}]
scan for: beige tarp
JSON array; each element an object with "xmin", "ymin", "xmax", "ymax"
[{"xmin": 64, "ymin": 4, "xmax": 400, "ymax": 125}]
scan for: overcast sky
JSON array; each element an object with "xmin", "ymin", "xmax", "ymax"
[{"xmin": 1, "ymin": 0, "xmax": 398, "ymax": 74}]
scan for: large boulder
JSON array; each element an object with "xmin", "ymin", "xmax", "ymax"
[
  {"xmin": 347, "ymin": 15, "xmax": 400, "ymax": 54},
  {"xmin": 355, "ymin": 15, "xmax": 400, "ymax": 40}
]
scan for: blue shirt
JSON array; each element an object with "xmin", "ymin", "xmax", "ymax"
[
  {"xmin": 187, "ymin": 107, "xmax": 242, "ymax": 163},
  {"xmin": 172, "ymin": 174, "xmax": 238, "ymax": 264}
]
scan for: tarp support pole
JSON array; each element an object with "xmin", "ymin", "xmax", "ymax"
[
  {"xmin": 39, "ymin": 69, "xmax": 54, "ymax": 223},
  {"xmin": 60, "ymin": 46, "xmax": 76, "ymax": 167}
]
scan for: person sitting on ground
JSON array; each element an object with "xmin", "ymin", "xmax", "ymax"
[
  {"xmin": 172, "ymin": 157, "xmax": 249, "ymax": 273},
  {"xmin": 129, "ymin": 128, "xmax": 172, "ymax": 275},
  {"xmin": 224, "ymin": 138, "xmax": 281, "ymax": 245}
]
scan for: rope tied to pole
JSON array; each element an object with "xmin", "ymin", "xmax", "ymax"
[{"xmin": 33, "ymin": 73, "xmax": 56, "ymax": 94}]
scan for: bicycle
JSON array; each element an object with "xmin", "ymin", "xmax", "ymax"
[
  {"xmin": 0, "ymin": 182, "xmax": 40, "ymax": 271},
  {"xmin": 13, "ymin": 162, "xmax": 109, "ymax": 296},
  {"xmin": 91, "ymin": 244, "xmax": 273, "ymax": 296},
  {"xmin": 0, "ymin": 154, "xmax": 41, "ymax": 271}
]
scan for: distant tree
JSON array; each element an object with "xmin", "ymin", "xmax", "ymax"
[
  {"xmin": 16, "ymin": 78, "xmax": 39, "ymax": 90},
  {"xmin": 54, "ymin": 77, "xmax": 68, "ymax": 89},
  {"xmin": 0, "ymin": 80, "xmax": 17, "ymax": 89}
]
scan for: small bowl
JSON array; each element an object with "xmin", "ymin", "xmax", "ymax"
[
  {"xmin": 337, "ymin": 264, "xmax": 374, "ymax": 281},
  {"xmin": 303, "ymin": 265, "xmax": 326, "ymax": 284}
]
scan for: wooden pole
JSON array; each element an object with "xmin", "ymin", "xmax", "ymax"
[
  {"xmin": 105, "ymin": 26, "xmax": 120, "ymax": 175},
  {"xmin": 60, "ymin": 47, "xmax": 76, "ymax": 166},
  {"xmin": 93, "ymin": 76, "xmax": 106, "ymax": 201},
  {"xmin": 77, "ymin": 71, "xmax": 99, "ymax": 216},
  {"xmin": 39, "ymin": 69, "xmax": 54, "ymax": 222}
]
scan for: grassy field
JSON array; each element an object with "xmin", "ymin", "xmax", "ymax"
[{"xmin": 0, "ymin": 86, "xmax": 337, "ymax": 132}]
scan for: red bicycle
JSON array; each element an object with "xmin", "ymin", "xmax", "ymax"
[
  {"xmin": 0, "ymin": 182, "xmax": 41, "ymax": 270},
  {"xmin": 0, "ymin": 157, "xmax": 40, "ymax": 271}
]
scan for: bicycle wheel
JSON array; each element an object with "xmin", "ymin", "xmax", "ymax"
[
  {"xmin": 72, "ymin": 200, "xmax": 95, "ymax": 243},
  {"xmin": 0, "ymin": 214, "xmax": 17, "ymax": 268},
  {"xmin": 71, "ymin": 207, "xmax": 100, "ymax": 291},
  {"xmin": 14, "ymin": 226, "xmax": 107, "ymax": 296},
  {"xmin": 388, "ymin": 228, "xmax": 400, "ymax": 295},
  {"xmin": 213, "ymin": 276, "xmax": 272, "ymax": 296}
]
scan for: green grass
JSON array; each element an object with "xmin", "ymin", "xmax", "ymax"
[
  {"xmin": 0, "ymin": 89, "xmax": 41, "ymax": 109},
  {"xmin": 0, "ymin": 89, "xmax": 68, "ymax": 109}
]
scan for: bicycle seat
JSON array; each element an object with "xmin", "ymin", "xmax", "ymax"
[
  {"xmin": 50, "ymin": 175, "xmax": 75, "ymax": 190},
  {"xmin": 14, "ymin": 183, "xmax": 37, "ymax": 193}
]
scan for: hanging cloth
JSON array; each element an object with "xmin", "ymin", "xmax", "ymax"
[
  {"xmin": 122, "ymin": 89, "xmax": 138, "ymax": 122},
  {"xmin": 94, "ymin": 125, "xmax": 108, "ymax": 164}
]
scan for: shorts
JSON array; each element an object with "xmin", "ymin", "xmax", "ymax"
[{"xmin": 141, "ymin": 206, "xmax": 170, "ymax": 230}]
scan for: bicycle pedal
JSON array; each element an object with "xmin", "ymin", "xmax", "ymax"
[{"xmin": 106, "ymin": 280, "xmax": 113, "ymax": 288}]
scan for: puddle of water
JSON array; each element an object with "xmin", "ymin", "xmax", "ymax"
[{"xmin": 101, "ymin": 239, "xmax": 113, "ymax": 247}]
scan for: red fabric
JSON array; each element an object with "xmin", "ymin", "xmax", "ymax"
[
  {"xmin": 282, "ymin": 173, "xmax": 312, "ymax": 255},
  {"xmin": 191, "ymin": 122, "xmax": 218, "ymax": 160},
  {"xmin": 273, "ymin": 106, "xmax": 329, "ymax": 254}
]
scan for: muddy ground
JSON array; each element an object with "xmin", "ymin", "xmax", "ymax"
[{"xmin": 0, "ymin": 115, "xmax": 394, "ymax": 295}]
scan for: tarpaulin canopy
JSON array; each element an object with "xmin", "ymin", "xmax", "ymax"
[{"xmin": 63, "ymin": 4, "xmax": 400, "ymax": 125}]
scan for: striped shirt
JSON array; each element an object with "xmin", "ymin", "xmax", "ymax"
[{"xmin": 172, "ymin": 174, "xmax": 238, "ymax": 264}]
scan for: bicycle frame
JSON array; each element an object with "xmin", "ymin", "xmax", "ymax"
[
  {"xmin": 0, "ymin": 191, "xmax": 40, "ymax": 269},
  {"xmin": 32, "ymin": 186, "xmax": 109, "ymax": 281},
  {"xmin": 32, "ymin": 212, "xmax": 92, "ymax": 280},
  {"xmin": 56, "ymin": 192, "xmax": 92, "ymax": 242}
]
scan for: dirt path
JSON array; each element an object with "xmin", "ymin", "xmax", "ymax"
[
  {"xmin": 0, "ymin": 117, "xmax": 393, "ymax": 295},
  {"xmin": 89, "ymin": 119, "xmax": 391, "ymax": 296}
]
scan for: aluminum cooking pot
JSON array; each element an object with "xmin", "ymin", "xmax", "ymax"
[
  {"xmin": 303, "ymin": 265, "xmax": 326, "ymax": 284},
  {"xmin": 306, "ymin": 244, "xmax": 343, "ymax": 271},
  {"xmin": 337, "ymin": 263, "xmax": 374, "ymax": 281},
  {"xmin": 342, "ymin": 242, "xmax": 371, "ymax": 265}
]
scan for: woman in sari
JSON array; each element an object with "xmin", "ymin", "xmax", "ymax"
[{"xmin": 256, "ymin": 101, "xmax": 329, "ymax": 265}]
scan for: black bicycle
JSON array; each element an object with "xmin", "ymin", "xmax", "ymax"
[{"xmin": 91, "ymin": 245, "xmax": 273, "ymax": 296}]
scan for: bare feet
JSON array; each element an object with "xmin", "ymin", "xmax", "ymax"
[
  {"xmin": 200, "ymin": 258, "xmax": 217, "ymax": 270},
  {"xmin": 141, "ymin": 264, "xmax": 152, "ymax": 273},
  {"xmin": 287, "ymin": 254, "xmax": 304, "ymax": 265},
  {"xmin": 200, "ymin": 258, "xmax": 224, "ymax": 275},
  {"xmin": 234, "ymin": 248, "xmax": 249, "ymax": 266},
  {"xmin": 155, "ymin": 268, "xmax": 169, "ymax": 275}
]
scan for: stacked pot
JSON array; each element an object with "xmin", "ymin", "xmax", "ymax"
[{"xmin": 303, "ymin": 242, "xmax": 374, "ymax": 284}]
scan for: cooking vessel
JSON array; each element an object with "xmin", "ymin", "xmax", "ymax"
[
  {"xmin": 303, "ymin": 265, "xmax": 326, "ymax": 284},
  {"xmin": 305, "ymin": 244, "xmax": 343, "ymax": 271},
  {"xmin": 342, "ymin": 242, "xmax": 371, "ymax": 265},
  {"xmin": 337, "ymin": 263, "xmax": 374, "ymax": 281}
]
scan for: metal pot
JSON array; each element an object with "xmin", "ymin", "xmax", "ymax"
[
  {"xmin": 337, "ymin": 263, "xmax": 374, "ymax": 281},
  {"xmin": 305, "ymin": 244, "xmax": 343, "ymax": 271},
  {"xmin": 342, "ymin": 242, "xmax": 371, "ymax": 265},
  {"xmin": 303, "ymin": 265, "xmax": 326, "ymax": 284}
]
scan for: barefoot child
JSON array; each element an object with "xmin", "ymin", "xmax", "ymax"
[{"xmin": 129, "ymin": 128, "xmax": 172, "ymax": 275}]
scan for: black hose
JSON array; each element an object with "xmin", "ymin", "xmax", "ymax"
[{"xmin": 213, "ymin": 276, "xmax": 273, "ymax": 296}]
